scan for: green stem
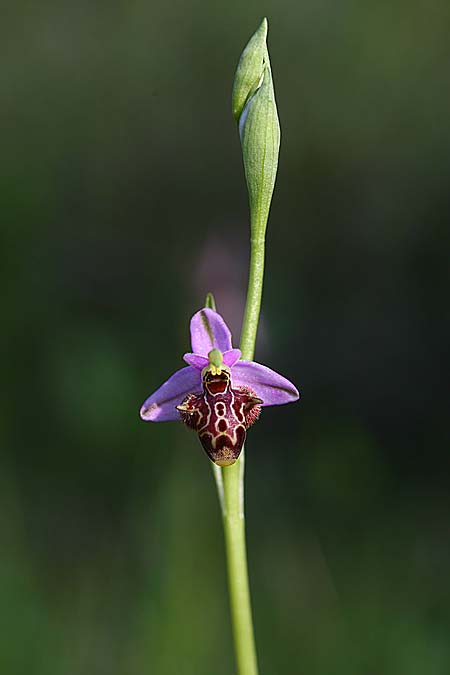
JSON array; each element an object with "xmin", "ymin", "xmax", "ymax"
[
  {"xmin": 222, "ymin": 453, "xmax": 258, "ymax": 675},
  {"xmin": 220, "ymin": 228, "xmax": 266, "ymax": 675},
  {"xmin": 240, "ymin": 234, "xmax": 266, "ymax": 361}
]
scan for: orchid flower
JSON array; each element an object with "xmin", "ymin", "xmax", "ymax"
[
  {"xmin": 140, "ymin": 307, "xmax": 299, "ymax": 465},
  {"xmin": 139, "ymin": 19, "xmax": 293, "ymax": 675}
]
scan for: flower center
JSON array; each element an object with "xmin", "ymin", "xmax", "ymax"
[{"xmin": 200, "ymin": 349, "xmax": 232, "ymax": 394}]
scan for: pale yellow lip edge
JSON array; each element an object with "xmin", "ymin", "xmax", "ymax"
[{"xmin": 215, "ymin": 459, "xmax": 236, "ymax": 467}]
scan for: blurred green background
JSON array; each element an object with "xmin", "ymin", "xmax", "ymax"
[{"xmin": 2, "ymin": 1, "xmax": 450, "ymax": 673}]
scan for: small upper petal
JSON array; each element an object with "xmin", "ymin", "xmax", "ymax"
[
  {"xmin": 190, "ymin": 308, "xmax": 233, "ymax": 356},
  {"xmin": 223, "ymin": 349, "xmax": 242, "ymax": 367},
  {"xmin": 184, "ymin": 348, "xmax": 241, "ymax": 370},
  {"xmin": 231, "ymin": 360, "xmax": 299, "ymax": 407},
  {"xmin": 140, "ymin": 366, "xmax": 202, "ymax": 422},
  {"xmin": 183, "ymin": 353, "xmax": 209, "ymax": 370}
]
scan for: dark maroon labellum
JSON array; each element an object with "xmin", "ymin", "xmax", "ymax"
[{"xmin": 177, "ymin": 370, "xmax": 262, "ymax": 466}]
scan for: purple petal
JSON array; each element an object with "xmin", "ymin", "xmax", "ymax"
[
  {"xmin": 140, "ymin": 366, "xmax": 202, "ymax": 421},
  {"xmin": 223, "ymin": 349, "xmax": 241, "ymax": 367},
  {"xmin": 190, "ymin": 308, "xmax": 233, "ymax": 356},
  {"xmin": 231, "ymin": 360, "xmax": 299, "ymax": 407},
  {"xmin": 183, "ymin": 353, "xmax": 209, "ymax": 370}
]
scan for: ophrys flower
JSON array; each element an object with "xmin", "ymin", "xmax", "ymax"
[{"xmin": 140, "ymin": 307, "xmax": 299, "ymax": 465}]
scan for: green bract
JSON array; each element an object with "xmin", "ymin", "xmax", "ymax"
[{"xmin": 232, "ymin": 18, "xmax": 280, "ymax": 241}]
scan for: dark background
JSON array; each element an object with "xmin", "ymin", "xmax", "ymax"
[{"xmin": 2, "ymin": 1, "xmax": 450, "ymax": 673}]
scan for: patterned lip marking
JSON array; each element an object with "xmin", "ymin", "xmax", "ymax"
[
  {"xmin": 204, "ymin": 371, "xmax": 230, "ymax": 395},
  {"xmin": 217, "ymin": 419, "xmax": 227, "ymax": 432},
  {"xmin": 177, "ymin": 373, "xmax": 262, "ymax": 465},
  {"xmin": 215, "ymin": 402, "xmax": 226, "ymax": 417}
]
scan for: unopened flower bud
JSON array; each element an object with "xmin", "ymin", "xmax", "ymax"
[
  {"xmin": 232, "ymin": 18, "xmax": 268, "ymax": 122},
  {"xmin": 232, "ymin": 18, "xmax": 280, "ymax": 240}
]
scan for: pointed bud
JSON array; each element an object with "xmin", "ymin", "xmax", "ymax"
[
  {"xmin": 232, "ymin": 18, "xmax": 268, "ymax": 122},
  {"xmin": 232, "ymin": 18, "xmax": 280, "ymax": 240}
]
